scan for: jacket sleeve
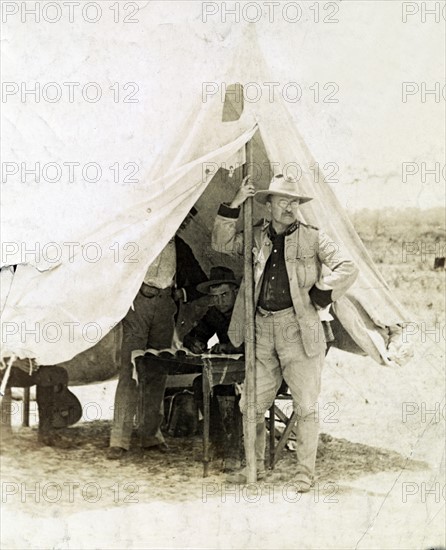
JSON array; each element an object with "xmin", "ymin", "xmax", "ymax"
[
  {"xmin": 183, "ymin": 310, "xmax": 218, "ymax": 349},
  {"xmin": 211, "ymin": 204, "xmax": 244, "ymax": 257},
  {"xmin": 175, "ymin": 237, "xmax": 208, "ymax": 302},
  {"xmin": 309, "ymin": 232, "xmax": 359, "ymax": 307}
]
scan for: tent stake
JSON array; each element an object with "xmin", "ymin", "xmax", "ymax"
[{"xmin": 243, "ymin": 140, "xmax": 256, "ymax": 484}]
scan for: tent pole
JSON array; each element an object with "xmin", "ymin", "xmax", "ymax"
[
  {"xmin": 0, "ymin": 356, "xmax": 14, "ymax": 408},
  {"xmin": 242, "ymin": 140, "xmax": 256, "ymax": 484}
]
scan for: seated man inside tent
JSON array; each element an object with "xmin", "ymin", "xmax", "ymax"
[{"xmin": 183, "ymin": 267, "xmax": 244, "ymax": 472}]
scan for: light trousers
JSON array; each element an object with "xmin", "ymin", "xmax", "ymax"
[
  {"xmin": 110, "ymin": 290, "xmax": 176, "ymax": 450},
  {"xmin": 240, "ymin": 308, "xmax": 325, "ymax": 478}
]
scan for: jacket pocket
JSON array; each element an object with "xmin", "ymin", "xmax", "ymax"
[{"xmin": 296, "ymin": 252, "xmax": 318, "ymax": 288}]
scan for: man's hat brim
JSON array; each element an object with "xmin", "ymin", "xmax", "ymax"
[
  {"xmin": 197, "ymin": 279, "xmax": 238, "ymax": 294},
  {"xmin": 254, "ymin": 190, "xmax": 313, "ymax": 205}
]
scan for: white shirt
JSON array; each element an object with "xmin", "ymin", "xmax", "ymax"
[{"xmin": 143, "ymin": 238, "xmax": 176, "ymax": 289}]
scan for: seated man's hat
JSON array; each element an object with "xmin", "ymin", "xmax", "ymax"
[
  {"xmin": 255, "ymin": 174, "xmax": 313, "ymax": 205},
  {"xmin": 197, "ymin": 266, "xmax": 238, "ymax": 294}
]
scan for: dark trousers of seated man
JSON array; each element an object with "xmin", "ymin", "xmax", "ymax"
[
  {"xmin": 2, "ymin": 365, "xmax": 68, "ymax": 440},
  {"xmin": 110, "ymin": 289, "xmax": 176, "ymax": 450},
  {"xmin": 193, "ymin": 376, "xmax": 243, "ymax": 461}
]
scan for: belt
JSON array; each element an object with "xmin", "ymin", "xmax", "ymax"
[
  {"xmin": 140, "ymin": 284, "xmax": 173, "ymax": 299},
  {"xmin": 256, "ymin": 306, "xmax": 294, "ymax": 318}
]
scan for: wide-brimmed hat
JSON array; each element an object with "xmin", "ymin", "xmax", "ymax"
[
  {"xmin": 255, "ymin": 174, "xmax": 313, "ymax": 205},
  {"xmin": 197, "ymin": 266, "xmax": 238, "ymax": 294}
]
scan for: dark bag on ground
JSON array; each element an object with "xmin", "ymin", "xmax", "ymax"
[{"xmin": 164, "ymin": 390, "xmax": 198, "ymax": 437}]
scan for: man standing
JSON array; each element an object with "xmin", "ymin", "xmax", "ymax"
[
  {"xmin": 108, "ymin": 210, "xmax": 207, "ymax": 459},
  {"xmin": 212, "ymin": 174, "xmax": 358, "ymax": 488}
]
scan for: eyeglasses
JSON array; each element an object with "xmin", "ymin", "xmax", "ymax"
[{"xmin": 277, "ymin": 199, "xmax": 299, "ymax": 210}]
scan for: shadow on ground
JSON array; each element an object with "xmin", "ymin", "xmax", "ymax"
[{"xmin": 1, "ymin": 420, "xmax": 427, "ymax": 491}]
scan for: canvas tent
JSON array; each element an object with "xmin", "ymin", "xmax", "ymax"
[{"xmin": 1, "ymin": 26, "xmax": 410, "ymax": 375}]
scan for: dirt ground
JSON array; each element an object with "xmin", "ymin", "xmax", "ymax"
[{"xmin": 1, "ymin": 328, "xmax": 445, "ymax": 550}]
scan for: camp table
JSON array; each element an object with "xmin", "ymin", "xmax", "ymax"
[{"xmin": 135, "ymin": 351, "xmax": 245, "ymax": 477}]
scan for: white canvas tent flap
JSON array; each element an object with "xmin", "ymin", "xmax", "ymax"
[
  {"xmin": 1, "ymin": 123, "xmax": 257, "ymax": 364},
  {"xmin": 1, "ymin": 25, "xmax": 410, "ymax": 368}
]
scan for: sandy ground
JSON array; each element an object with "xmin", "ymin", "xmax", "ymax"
[{"xmin": 1, "ymin": 330, "xmax": 445, "ymax": 550}]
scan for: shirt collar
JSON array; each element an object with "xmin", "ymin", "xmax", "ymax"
[{"xmin": 267, "ymin": 221, "xmax": 299, "ymax": 239}]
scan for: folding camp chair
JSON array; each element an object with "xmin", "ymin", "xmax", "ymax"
[{"xmin": 268, "ymin": 387, "xmax": 296, "ymax": 469}]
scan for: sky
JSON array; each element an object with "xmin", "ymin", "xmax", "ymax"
[
  {"xmin": 149, "ymin": 0, "xmax": 446, "ymax": 210},
  {"xmin": 2, "ymin": 0, "xmax": 445, "ymax": 211}
]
